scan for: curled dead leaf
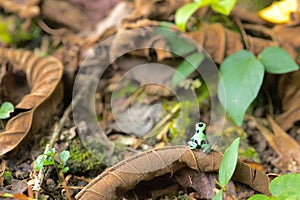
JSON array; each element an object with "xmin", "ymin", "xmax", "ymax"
[
  {"xmin": 276, "ymin": 70, "xmax": 300, "ymax": 130},
  {"xmin": 256, "ymin": 116, "xmax": 300, "ymax": 172},
  {"xmin": 76, "ymin": 146, "xmax": 270, "ymax": 199},
  {"xmin": 0, "ymin": 48, "xmax": 63, "ymax": 156}
]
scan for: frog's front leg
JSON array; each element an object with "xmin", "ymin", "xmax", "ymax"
[{"xmin": 187, "ymin": 140, "xmax": 198, "ymax": 150}]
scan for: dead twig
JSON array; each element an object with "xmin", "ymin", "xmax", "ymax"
[
  {"xmin": 32, "ymin": 103, "xmax": 72, "ymax": 197},
  {"xmin": 133, "ymin": 104, "xmax": 180, "ymax": 148}
]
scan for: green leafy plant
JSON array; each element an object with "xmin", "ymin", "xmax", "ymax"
[
  {"xmin": 35, "ymin": 148, "xmax": 70, "ymax": 174},
  {"xmin": 0, "ymin": 15, "xmax": 40, "ymax": 45},
  {"xmin": 218, "ymin": 47, "xmax": 299, "ymax": 126},
  {"xmin": 175, "ymin": 0, "xmax": 237, "ymax": 31},
  {"xmin": 155, "ymin": 27, "xmax": 206, "ymax": 87},
  {"xmin": 249, "ymin": 173, "xmax": 300, "ymax": 200},
  {"xmin": 0, "ymin": 102, "xmax": 14, "ymax": 119},
  {"xmin": 172, "ymin": 53, "xmax": 205, "ymax": 87},
  {"xmin": 213, "ymin": 137, "xmax": 240, "ymax": 200}
]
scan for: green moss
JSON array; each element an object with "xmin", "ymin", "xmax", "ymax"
[
  {"xmin": 0, "ymin": 14, "xmax": 40, "ymax": 46},
  {"xmin": 3, "ymin": 171, "xmax": 13, "ymax": 185},
  {"xmin": 68, "ymin": 137, "xmax": 103, "ymax": 174}
]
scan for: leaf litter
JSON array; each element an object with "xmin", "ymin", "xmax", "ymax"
[{"xmin": 0, "ymin": 0, "xmax": 300, "ymax": 199}]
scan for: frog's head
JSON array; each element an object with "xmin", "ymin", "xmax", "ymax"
[{"xmin": 195, "ymin": 122, "xmax": 206, "ymax": 134}]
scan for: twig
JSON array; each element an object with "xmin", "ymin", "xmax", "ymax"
[
  {"xmin": 32, "ymin": 144, "xmax": 50, "ymax": 192},
  {"xmin": 32, "ymin": 103, "xmax": 72, "ymax": 194},
  {"xmin": 234, "ymin": 18, "xmax": 250, "ymax": 50},
  {"xmin": 242, "ymin": 23, "xmax": 279, "ymax": 42},
  {"xmin": 37, "ymin": 19, "xmax": 68, "ymax": 35},
  {"xmin": 133, "ymin": 104, "xmax": 180, "ymax": 148}
]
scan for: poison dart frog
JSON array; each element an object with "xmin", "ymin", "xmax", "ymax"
[{"xmin": 187, "ymin": 122, "xmax": 211, "ymax": 154}]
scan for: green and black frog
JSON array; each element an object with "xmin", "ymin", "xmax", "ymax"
[{"xmin": 187, "ymin": 122, "xmax": 211, "ymax": 154}]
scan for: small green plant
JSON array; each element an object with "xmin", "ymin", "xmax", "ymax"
[
  {"xmin": 218, "ymin": 47, "xmax": 299, "ymax": 126},
  {"xmin": 0, "ymin": 14, "xmax": 41, "ymax": 45},
  {"xmin": 155, "ymin": 27, "xmax": 206, "ymax": 87},
  {"xmin": 175, "ymin": 0, "xmax": 237, "ymax": 31},
  {"xmin": 249, "ymin": 173, "xmax": 300, "ymax": 200},
  {"xmin": 213, "ymin": 137, "xmax": 240, "ymax": 200},
  {"xmin": 35, "ymin": 148, "xmax": 70, "ymax": 174},
  {"xmin": 0, "ymin": 102, "xmax": 14, "ymax": 119}
]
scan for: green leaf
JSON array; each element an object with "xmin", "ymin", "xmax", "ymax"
[
  {"xmin": 212, "ymin": 190, "xmax": 223, "ymax": 200},
  {"xmin": 155, "ymin": 28, "xmax": 196, "ymax": 55},
  {"xmin": 218, "ymin": 50, "xmax": 264, "ymax": 126},
  {"xmin": 0, "ymin": 102, "xmax": 14, "ymax": 119},
  {"xmin": 62, "ymin": 167, "xmax": 69, "ymax": 173},
  {"xmin": 270, "ymin": 174, "xmax": 300, "ymax": 196},
  {"xmin": 258, "ymin": 46, "xmax": 299, "ymax": 74},
  {"xmin": 172, "ymin": 53, "xmax": 205, "ymax": 87},
  {"xmin": 34, "ymin": 155, "xmax": 47, "ymax": 171},
  {"xmin": 59, "ymin": 150, "xmax": 70, "ymax": 166},
  {"xmin": 42, "ymin": 160, "xmax": 55, "ymax": 166},
  {"xmin": 175, "ymin": 2, "xmax": 201, "ymax": 32},
  {"xmin": 210, "ymin": 0, "xmax": 237, "ymax": 15},
  {"xmin": 219, "ymin": 137, "xmax": 240, "ymax": 186},
  {"xmin": 248, "ymin": 194, "xmax": 272, "ymax": 200},
  {"xmin": 45, "ymin": 148, "xmax": 56, "ymax": 157}
]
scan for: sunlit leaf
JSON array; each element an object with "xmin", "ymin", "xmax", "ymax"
[
  {"xmin": 0, "ymin": 102, "xmax": 14, "ymax": 119},
  {"xmin": 175, "ymin": 2, "xmax": 201, "ymax": 32},
  {"xmin": 258, "ymin": 46, "xmax": 298, "ymax": 74},
  {"xmin": 211, "ymin": 0, "xmax": 237, "ymax": 15},
  {"xmin": 258, "ymin": 0, "xmax": 297, "ymax": 24},
  {"xmin": 219, "ymin": 137, "xmax": 240, "ymax": 186},
  {"xmin": 218, "ymin": 50, "xmax": 264, "ymax": 126}
]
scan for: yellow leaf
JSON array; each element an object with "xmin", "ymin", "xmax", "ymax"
[{"xmin": 258, "ymin": 0, "xmax": 298, "ymax": 24}]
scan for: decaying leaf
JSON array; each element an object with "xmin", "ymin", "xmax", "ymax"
[
  {"xmin": 256, "ymin": 116, "xmax": 300, "ymax": 172},
  {"xmin": 76, "ymin": 146, "xmax": 270, "ymax": 199},
  {"xmin": 276, "ymin": 70, "xmax": 300, "ymax": 130},
  {"xmin": 0, "ymin": 48, "xmax": 63, "ymax": 156},
  {"xmin": 187, "ymin": 22, "xmax": 300, "ymax": 64},
  {"xmin": 41, "ymin": 0, "xmax": 93, "ymax": 32},
  {"xmin": 0, "ymin": 0, "xmax": 40, "ymax": 19},
  {"xmin": 110, "ymin": 26, "xmax": 172, "ymax": 62},
  {"xmin": 273, "ymin": 25, "xmax": 300, "ymax": 49},
  {"xmin": 124, "ymin": 0, "xmax": 188, "ymax": 22}
]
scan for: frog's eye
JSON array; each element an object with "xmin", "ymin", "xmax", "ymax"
[
  {"xmin": 197, "ymin": 130, "xmax": 199, "ymax": 133},
  {"xmin": 198, "ymin": 123, "xmax": 204, "ymax": 128}
]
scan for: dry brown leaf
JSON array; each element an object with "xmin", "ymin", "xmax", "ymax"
[
  {"xmin": 187, "ymin": 22, "xmax": 299, "ymax": 64},
  {"xmin": 110, "ymin": 26, "xmax": 172, "ymax": 62},
  {"xmin": 256, "ymin": 116, "xmax": 300, "ymax": 172},
  {"xmin": 68, "ymin": 0, "xmax": 119, "ymax": 23},
  {"xmin": 76, "ymin": 146, "xmax": 270, "ymax": 199},
  {"xmin": 174, "ymin": 168, "xmax": 256, "ymax": 199},
  {"xmin": 187, "ymin": 23, "xmax": 243, "ymax": 64},
  {"xmin": 41, "ymin": 0, "xmax": 92, "ymax": 32},
  {"xmin": 0, "ymin": 0, "xmax": 40, "ymax": 19},
  {"xmin": 276, "ymin": 70, "xmax": 300, "ymax": 130},
  {"xmin": 273, "ymin": 25, "xmax": 300, "ymax": 49},
  {"xmin": 124, "ymin": 0, "xmax": 189, "ymax": 22},
  {"xmin": 0, "ymin": 48, "xmax": 63, "ymax": 156}
]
